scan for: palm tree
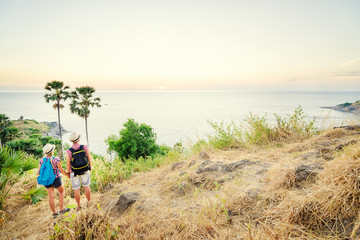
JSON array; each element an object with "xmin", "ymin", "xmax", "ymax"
[
  {"xmin": 44, "ymin": 81, "xmax": 70, "ymax": 157},
  {"xmin": 69, "ymin": 86, "xmax": 101, "ymax": 146}
]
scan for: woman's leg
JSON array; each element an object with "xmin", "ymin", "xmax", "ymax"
[
  {"xmin": 56, "ymin": 185, "xmax": 65, "ymax": 211},
  {"xmin": 46, "ymin": 187, "xmax": 56, "ymax": 213}
]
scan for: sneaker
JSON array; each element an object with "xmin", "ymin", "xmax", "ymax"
[
  {"xmin": 59, "ymin": 208, "xmax": 70, "ymax": 215},
  {"xmin": 52, "ymin": 212, "xmax": 59, "ymax": 218}
]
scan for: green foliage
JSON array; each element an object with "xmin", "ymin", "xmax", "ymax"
[
  {"xmin": 23, "ymin": 186, "xmax": 47, "ymax": 204},
  {"xmin": 106, "ymin": 119, "xmax": 167, "ymax": 160},
  {"xmin": 44, "ymin": 80, "xmax": 70, "ymax": 155},
  {"xmin": 69, "ymin": 86, "xmax": 101, "ymax": 119},
  {"xmin": 0, "ymin": 113, "xmax": 18, "ymax": 145},
  {"xmin": 245, "ymin": 113, "xmax": 276, "ymax": 145},
  {"xmin": 44, "ymin": 81, "xmax": 70, "ymax": 109},
  {"xmin": 69, "ymin": 86, "xmax": 101, "ymax": 146},
  {"xmin": 0, "ymin": 146, "xmax": 38, "ymax": 209},
  {"xmin": 90, "ymin": 149, "xmax": 182, "ymax": 192},
  {"xmin": 208, "ymin": 121, "xmax": 243, "ymax": 149},
  {"xmin": 6, "ymin": 135, "xmax": 61, "ymax": 158},
  {"xmin": 208, "ymin": 106, "xmax": 318, "ymax": 149},
  {"xmin": 6, "ymin": 138, "xmax": 43, "ymax": 156},
  {"xmin": 338, "ymin": 102, "xmax": 352, "ymax": 108}
]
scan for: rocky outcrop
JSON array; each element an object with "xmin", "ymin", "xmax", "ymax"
[
  {"xmin": 199, "ymin": 151, "xmax": 210, "ymax": 160},
  {"xmin": 42, "ymin": 121, "xmax": 69, "ymax": 139},
  {"xmin": 321, "ymin": 101, "xmax": 360, "ymax": 114},
  {"xmin": 294, "ymin": 163, "xmax": 323, "ymax": 186},
  {"xmin": 188, "ymin": 159, "xmax": 269, "ymax": 190},
  {"xmin": 114, "ymin": 192, "xmax": 140, "ymax": 214}
]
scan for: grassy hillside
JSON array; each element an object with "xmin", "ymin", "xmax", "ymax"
[
  {"xmin": 2, "ymin": 125, "xmax": 360, "ymax": 239},
  {"xmin": 12, "ymin": 119, "xmax": 50, "ymax": 136}
]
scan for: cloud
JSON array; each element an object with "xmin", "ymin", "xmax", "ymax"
[
  {"xmin": 284, "ymin": 72, "xmax": 360, "ymax": 83},
  {"xmin": 341, "ymin": 58, "xmax": 360, "ymax": 66}
]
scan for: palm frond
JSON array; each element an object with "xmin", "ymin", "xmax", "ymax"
[
  {"xmin": 21, "ymin": 155, "xmax": 38, "ymax": 173},
  {"xmin": 23, "ymin": 186, "xmax": 47, "ymax": 204}
]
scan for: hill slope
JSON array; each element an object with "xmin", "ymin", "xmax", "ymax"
[{"xmin": 1, "ymin": 126, "xmax": 360, "ymax": 239}]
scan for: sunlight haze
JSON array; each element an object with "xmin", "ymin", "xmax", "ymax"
[{"xmin": 0, "ymin": 0, "xmax": 359, "ymax": 91}]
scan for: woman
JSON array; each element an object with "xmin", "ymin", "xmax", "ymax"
[{"xmin": 37, "ymin": 143, "xmax": 70, "ymax": 218}]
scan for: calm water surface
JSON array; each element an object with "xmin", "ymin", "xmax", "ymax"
[{"xmin": 0, "ymin": 91, "xmax": 359, "ymax": 155}]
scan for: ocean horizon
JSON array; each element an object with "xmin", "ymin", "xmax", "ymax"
[{"xmin": 1, "ymin": 90, "xmax": 359, "ymax": 156}]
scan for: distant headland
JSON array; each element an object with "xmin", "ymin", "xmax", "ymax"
[{"xmin": 321, "ymin": 100, "xmax": 360, "ymax": 114}]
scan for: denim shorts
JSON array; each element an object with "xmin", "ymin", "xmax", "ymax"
[
  {"xmin": 45, "ymin": 177, "xmax": 62, "ymax": 189},
  {"xmin": 70, "ymin": 171, "xmax": 90, "ymax": 190}
]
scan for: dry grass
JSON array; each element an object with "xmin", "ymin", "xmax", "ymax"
[{"xmin": 2, "ymin": 127, "xmax": 360, "ymax": 239}]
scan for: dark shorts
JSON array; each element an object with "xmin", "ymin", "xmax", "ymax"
[{"xmin": 44, "ymin": 177, "xmax": 62, "ymax": 189}]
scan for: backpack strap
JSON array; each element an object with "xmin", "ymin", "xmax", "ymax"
[
  {"xmin": 43, "ymin": 157, "xmax": 55, "ymax": 169},
  {"xmin": 50, "ymin": 156, "xmax": 56, "ymax": 169}
]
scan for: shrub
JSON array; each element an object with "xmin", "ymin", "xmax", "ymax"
[
  {"xmin": 6, "ymin": 138, "xmax": 43, "ymax": 156},
  {"xmin": 208, "ymin": 106, "xmax": 318, "ymax": 149},
  {"xmin": 0, "ymin": 146, "xmax": 38, "ymax": 210},
  {"xmin": 6, "ymin": 135, "xmax": 61, "ymax": 158},
  {"xmin": 106, "ymin": 119, "xmax": 167, "ymax": 160},
  {"xmin": 208, "ymin": 121, "xmax": 243, "ymax": 149}
]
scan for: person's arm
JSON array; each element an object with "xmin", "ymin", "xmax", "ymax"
[
  {"xmin": 85, "ymin": 146, "xmax": 93, "ymax": 171},
  {"xmin": 57, "ymin": 161, "xmax": 70, "ymax": 178},
  {"xmin": 37, "ymin": 164, "xmax": 41, "ymax": 175},
  {"xmin": 65, "ymin": 151, "xmax": 71, "ymax": 173}
]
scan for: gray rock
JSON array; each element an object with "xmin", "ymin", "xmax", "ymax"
[
  {"xmin": 334, "ymin": 125, "xmax": 360, "ymax": 130},
  {"xmin": 245, "ymin": 188, "xmax": 260, "ymax": 198},
  {"xmin": 199, "ymin": 151, "xmax": 210, "ymax": 160},
  {"xmin": 197, "ymin": 160, "xmax": 212, "ymax": 169},
  {"xmin": 196, "ymin": 159, "xmax": 256, "ymax": 174},
  {"xmin": 320, "ymin": 148, "xmax": 334, "ymax": 160},
  {"xmin": 297, "ymin": 150, "xmax": 320, "ymax": 160},
  {"xmin": 171, "ymin": 161, "xmax": 185, "ymax": 170},
  {"xmin": 335, "ymin": 140, "xmax": 358, "ymax": 151},
  {"xmin": 171, "ymin": 182, "xmax": 190, "ymax": 195},
  {"xmin": 115, "ymin": 192, "xmax": 140, "ymax": 214},
  {"xmin": 42, "ymin": 121, "xmax": 69, "ymax": 139},
  {"xmin": 225, "ymin": 159, "xmax": 256, "ymax": 172},
  {"xmin": 188, "ymin": 160, "xmax": 196, "ymax": 168},
  {"xmin": 294, "ymin": 163, "xmax": 323, "ymax": 185}
]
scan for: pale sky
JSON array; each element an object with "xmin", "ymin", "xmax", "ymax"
[{"xmin": 0, "ymin": 0, "xmax": 359, "ymax": 91}]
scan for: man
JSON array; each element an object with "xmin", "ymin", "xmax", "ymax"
[{"xmin": 65, "ymin": 132, "xmax": 93, "ymax": 210}]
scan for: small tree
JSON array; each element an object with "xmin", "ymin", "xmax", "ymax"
[
  {"xmin": 44, "ymin": 81, "xmax": 70, "ymax": 157},
  {"xmin": 70, "ymin": 86, "xmax": 101, "ymax": 146},
  {"xmin": 106, "ymin": 119, "xmax": 162, "ymax": 160}
]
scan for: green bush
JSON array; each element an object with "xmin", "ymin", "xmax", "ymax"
[
  {"xmin": 208, "ymin": 120, "xmax": 243, "ymax": 149},
  {"xmin": 208, "ymin": 106, "xmax": 318, "ymax": 149},
  {"xmin": 90, "ymin": 149, "xmax": 181, "ymax": 192},
  {"xmin": 6, "ymin": 138, "xmax": 43, "ymax": 156},
  {"xmin": 106, "ymin": 118, "xmax": 168, "ymax": 160},
  {"xmin": 0, "ymin": 146, "xmax": 38, "ymax": 209},
  {"xmin": 6, "ymin": 136, "xmax": 61, "ymax": 158}
]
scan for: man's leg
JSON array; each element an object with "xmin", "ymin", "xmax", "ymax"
[
  {"xmin": 70, "ymin": 173, "xmax": 81, "ymax": 209},
  {"xmin": 74, "ymin": 188, "xmax": 81, "ymax": 208},
  {"xmin": 81, "ymin": 171, "xmax": 91, "ymax": 204},
  {"xmin": 84, "ymin": 185, "xmax": 91, "ymax": 203}
]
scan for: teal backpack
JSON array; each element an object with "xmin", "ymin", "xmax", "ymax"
[{"xmin": 37, "ymin": 157, "xmax": 56, "ymax": 186}]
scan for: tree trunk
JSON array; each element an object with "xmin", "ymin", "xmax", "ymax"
[
  {"xmin": 57, "ymin": 101, "xmax": 64, "ymax": 159},
  {"xmin": 85, "ymin": 117, "xmax": 89, "ymax": 147}
]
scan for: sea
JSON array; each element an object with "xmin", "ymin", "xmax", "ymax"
[{"xmin": 0, "ymin": 91, "xmax": 359, "ymax": 156}]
